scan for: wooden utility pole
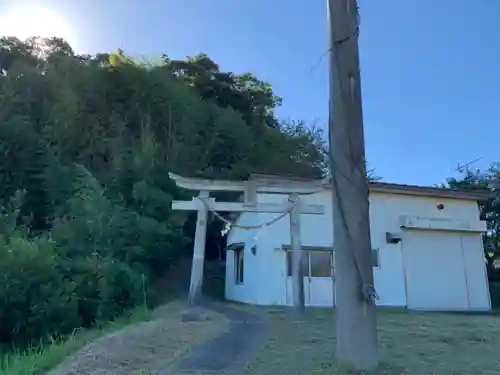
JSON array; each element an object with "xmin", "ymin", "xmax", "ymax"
[{"xmin": 327, "ymin": 0, "xmax": 379, "ymax": 370}]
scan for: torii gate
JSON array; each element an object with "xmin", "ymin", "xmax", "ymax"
[{"xmin": 169, "ymin": 173, "xmax": 326, "ymax": 308}]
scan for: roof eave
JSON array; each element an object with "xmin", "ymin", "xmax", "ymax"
[{"xmin": 367, "ymin": 182, "xmax": 495, "ymax": 201}]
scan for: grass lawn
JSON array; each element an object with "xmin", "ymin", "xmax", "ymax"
[
  {"xmin": 3, "ymin": 301, "xmax": 499, "ymax": 375},
  {"xmin": 245, "ymin": 308, "xmax": 500, "ymax": 375}
]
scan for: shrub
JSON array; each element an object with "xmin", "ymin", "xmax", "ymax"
[
  {"xmin": 0, "ymin": 222, "xmax": 79, "ymax": 346},
  {"xmin": 53, "ymin": 165, "xmax": 187, "ymax": 279},
  {"xmin": 0, "ymin": 160, "xmax": 187, "ymax": 349},
  {"xmin": 489, "ymin": 281, "xmax": 500, "ymax": 309},
  {"xmin": 0, "ymin": 175, "xmax": 155, "ymax": 348},
  {"xmin": 51, "ymin": 166, "xmax": 146, "ymax": 264},
  {"xmin": 55, "ymin": 255, "xmax": 144, "ymax": 326},
  {"xmin": 50, "ymin": 167, "xmax": 152, "ymax": 324},
  {"xmin": 135, "ymin": 215, "xmax": 187, "ymax": 278}
]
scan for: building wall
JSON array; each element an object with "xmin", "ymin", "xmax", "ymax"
[
  {"xmin": 225, "ymin": 189, "xmax": 489, "ymax": 309},
  {"xmin": 251, "ymin": 192, "xmax": 334, "ymax": 306},
  {"xmin": 225, "ymin": 212, "xmax": 262, "ymax": 304},
  {"xmin": 369, "ymin": 191, "xmax": 486, "ymax": 308}
]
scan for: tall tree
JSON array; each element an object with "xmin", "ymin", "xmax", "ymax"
[{"xmin": 165, "ymin": 53, "xmax": 282, "ymax": 130}]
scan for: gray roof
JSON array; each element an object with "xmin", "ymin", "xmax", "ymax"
[{"xmin": 249, "ymin": 173, "xmax": 493, "ymax": 201}]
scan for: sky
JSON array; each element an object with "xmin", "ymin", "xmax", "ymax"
[{"xmin": 1, "ymin": 0, "xmax": 499, "ymax": 186}]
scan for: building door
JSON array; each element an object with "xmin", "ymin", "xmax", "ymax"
[
  {"xmin": 286, "ymin": 250, "xmax": 335, "ymax": 307},
  {"xmin": 402, "ymin": 230, "xmax": 469, "ymax": 310},
  {"xmin": 308, "ymin": 251, "xmax": 335, "ymax": 307},
  {"xmin": 460, "ymin": 233, "xmax": 491, "ymax": 310}
]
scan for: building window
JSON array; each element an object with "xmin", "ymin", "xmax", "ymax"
[
  {"xmin": 235, "ymin": 248, "xmax": 244, "ymax": 284},
  {"xmin": 372, "ymin": 248, "xmax": 380, "ymax": 268},
  {"xmin": 286, "ymin": 249, "xmax": 378, "ymax": 274},
  {"xmin": 310, "ymin": 252, "xmax": 333, "ymax": 277},
  {"xmin": 286, "ymin": 250, "xmax": 333, "ymax": 277}
]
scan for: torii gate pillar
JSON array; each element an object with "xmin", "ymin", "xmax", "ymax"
[{"xmin": 188, "ymin": 190, "xmax": 209, "ymax": 306}]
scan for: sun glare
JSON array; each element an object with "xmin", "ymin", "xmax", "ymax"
[{"xmin": 0, "ymin": 5, "xmax": 78, "ymax": 49}]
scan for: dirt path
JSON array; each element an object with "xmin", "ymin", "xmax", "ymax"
[
  {"xmin": 47, "ymin": 300, "xmax": 270, "ymax": 375},
  {"xmin": 175, "ymin": 302, "xmax": 268, "ymax": 373},
  {"xmin": 47, "ymin": 301, "xmax": 230, "ymax": 375}
]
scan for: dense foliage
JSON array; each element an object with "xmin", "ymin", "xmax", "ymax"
[{"xmin": 0, "ymin": 37, "xmax": 328, "ymax": 348}]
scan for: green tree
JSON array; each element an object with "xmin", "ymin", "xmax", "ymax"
[
  {"xmin": 446, "ymin": 165, "xmax": 500, "ymax": 278},
  {"xmin": 165, "ymin": 53, "xmax": 282, "ymax": 130}
]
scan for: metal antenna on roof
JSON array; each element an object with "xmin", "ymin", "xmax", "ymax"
[{"xmin": 457, "ymin": 157, "xmax": 482, "ymax": 174}]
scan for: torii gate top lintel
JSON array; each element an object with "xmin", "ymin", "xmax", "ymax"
[{"xmin": 168, "ymin": 172, "xmax": 327, "ymax": 197}]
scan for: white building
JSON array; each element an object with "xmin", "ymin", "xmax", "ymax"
[{"xmin": 225, "ymin": 177, "xmax": 491, "ymax": 311}]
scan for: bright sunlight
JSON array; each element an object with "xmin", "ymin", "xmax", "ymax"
[{"xmin": 0, "ymin": 5, "xmax": 77, "ymax": 49}]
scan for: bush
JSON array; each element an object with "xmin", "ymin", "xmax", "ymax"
[
  {"xmin": 0, "ymin": 176, "xmax": 169, "ymax": 348},
  {"xmin": 0, "ymin": 234, "xmax": 79, "ymax": 347},
  {"xmin": 135, "ymin": 215, "xmax": 187, "ymax": 278},
  {"xmin": 51, "ymin": 166, "xmax": 146, "ymax": 264},
  {"xmin": 50, "ymin": 168, "xmax": 153, "ymax": 324},
  {"xmin": 489, "ymin": 281, "xmax": 500, "ymax": 309},
  {"xmin": 55, "ymin": 255, "xmax": 145, "ymax": 326}
]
